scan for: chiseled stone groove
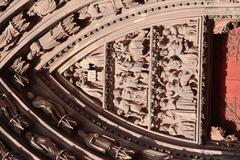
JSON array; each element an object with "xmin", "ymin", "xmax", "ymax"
[
  {"xmin": 0, "ymin": 0, "xmax": 29, "ymax": 26},
  {"xmin": 0, "ymin": 78, "xmax": 106, "ymax": 160},
  {"xmin": 46, "ymin": 0, "xmax": 240, "ymax": 73},
  {"xmin": 0, "ymin": 0, "xmax": 96, "ymax": 69},
  {"xmin": 45, "ymin": 73, "xmax": 240, "ymax": 159},
  {"xmin": 0, "ymin": 125, "xmax": 41, "ymax": 160}
]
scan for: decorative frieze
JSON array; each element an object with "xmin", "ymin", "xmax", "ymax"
[{"xmin": 104, "ymin": 18, "xmax": 201, "ymax": 141}]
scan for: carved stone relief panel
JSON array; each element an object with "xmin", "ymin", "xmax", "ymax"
[
  {"xmin": 105, "ymin": 29, "xmax": 151, "ymax": 128},
  {"xmin": 105, "ymin": 18, "xmax": 201, "ymax": 141},
  {"xmin": 63, "ymin": 47, "xmax": 104, "ymax": 103},
  {"xmin": 150, "ymin": 19, "xmax": 200, "ymax": 140}
]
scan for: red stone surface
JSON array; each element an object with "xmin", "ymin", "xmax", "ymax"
[{"xmin": 225, "ymin": 27, "xmax": 240, "ymax": 131}]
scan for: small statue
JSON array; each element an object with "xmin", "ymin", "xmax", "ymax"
[
  {"xmin": 0, "ymin": 141, "xmax": 21, "ymax": 160},
  {"xmin": 27, "ymin": 92, "xmax": 78, "ymax": 130},
  {"xmin": 78, "ymin": 130, "xmax": 135, "ymax": 160},
  {"xmin": 28, "ymin": 0, "xmax": 66, "ymax": 17},
  {"xmin": 79, "ymin": 1, "xmax": 117, "ymax": 21},
  {"xmin": 0, "ymin": 13, "xmax": 30, "ymax": 52},
  {"xmin": 10, "ymin": 57, "xmax": 30, "ymax": 87},
  {"xmin": 0, "ymin": 0, "xmax": 12, "ymax": 9},
  {"xmin": 27, "ymin": 14, "xmax": 80, "ymax": 60},
  {"xmin": 0, "ymin": 94, "xmax": 30, "ymax": 134},
  {"xmin": 25, "ymin": 132, "xmax": 75, "ymax": 160}
]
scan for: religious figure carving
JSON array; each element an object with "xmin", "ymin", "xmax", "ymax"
[
  {"xmin": 0, "ymin": 141, "xmax": 21, "ymax": 160},
  {"xmin": 10, "ymin": 57, "xmax": 30, "ymax": 86},
  {"xmin": 121, "ymin": 0, "xmax": 156, "ymax": 9},
  {"xmin": 27, "ymin": 92, "xmax": 78, "ymax": 130},
  {"xmin": 157, "ymin": 110, "xmax": 196, "ymax": 139},
  {"xmin": 0, "ymin": 0, "xmax": 12, "ymax": 9},
  {"xmin": 105, "ymin": 29, "xmax": 150, "ymax": 125},
  {"xmin": 0, "ymin": 94, "xmax": 30, "ymax": 134},
  {"xmin": 151, "ymin": 19, "xmax": 199, "ymax": 140},
  {"xmin": 28, "ymin": 0, "xmax": 66, "ymax": 17},
  {"xmin": 25, "ymin": 132, "xmax": 75, "ymax": 160},
  {"xmin": 63, "ymin": 51, "xmax": 104, "ymax": 102},
  {"xmin": 78, "ymin": 130, "xmax": 135, "ymax": 160},
  {"xmin": 79, "ymin": 0, "xmax": 118, "ymax": 21},
  {"xmin": 0, "ymin": 13, "xmax": 30, "ymax": 52},
  {"xmin": 27, "ymin": 14, "xmax": 80, "ymax": 60}
]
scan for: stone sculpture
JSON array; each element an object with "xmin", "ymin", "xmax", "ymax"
[
  {"xmin": 0, "ymin": 94, "xmax": 30, "ymax": 134},
  {"xmin": 63, "ymin": 51, "xmax": 104, "ymax": 102},
  {"xmin": 27, "ymin": 14, "xmax": 80, "ymax": 60},
  {"xmin": 25, "ymin": 132, "xmax": 75, "ymax": 160},
  {"xmin": 27, "ymin": 92, "xmax": 78, "ymax": 130},
  {"xmin": 0, "ymin": 0, "xmax": 12, "ymax": 9},
  {"xmin": 28, "ymin": 0, "xmax": 67, "ymax": 17},
  {"xmin": 0, "ymin": 141, "xmax": 21, "ymax": 160},
  {"xmin": 151, "ymin": 20, "xmax": 199, "ymax": 140},
  {"xmin": 10, "ymin": 57, "xmax": 30, "ymax": 86},
  {"xmin": 105, "ymin": 29, "xmax": 150, "ymax": 125},
  {"xmin": 0, "ymin": 13, "xmax": 30, "ymax": 52},
  {"xmin": 78, "ymin": 130, "xmax": 135, "ymax": 160},
  {"xmin": 79, "ymin": 0, "xmax": 117, "ymax": 21}
]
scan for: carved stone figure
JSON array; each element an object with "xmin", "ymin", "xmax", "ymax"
[
  {"xmin": 78, "ymin": 130, "xmax": 135, "ymax": 160},
  {"xmin": 105, "ymin": 29, "xmax": 150, "ymax": 125},
  {"xmin": 0, "ymin": 141, "xmax": 21, "ymax": 160},
  {"xmin": 113, "ymin": 97, "xmax": 146, "ymax": 120},
  {"xmin": 0, "ymin": 13, "xmax": 30, "ymax": 52},
  {"xmin": 157, "ymin": 110, "xmax": 196, "ymax": 139},
  {"xmin": 63, "ymin": 52, "xmax": 104, "ymax": 102},
  {"xmin": 28, "ymin": 0, "xmax": 66, "ymax": 17},
  {"xmin": 79, "ymin": 0, "xmax": 117, "ymax": 21},
  {"xmin": 151, "ymin": 20, "xmax": 199, "ymax": 140},
  {"xmin": 10, "ymin": 57, "xmax": 30, "ymax": 86},
  {"xmin": 211, "ymin": 127, "xmax": 238, "ymax": 142},
  {"xmin": 25, "ymin": 132, "xmax": 75, "ymax": 160},
  {"xmin": 0, "ymin": 94, "xmax": 30, "ymax": 134},
  {"xmin": 0, "ymin": 0, "xmax": 12, "ymax": 9},
  {"xmin": 27, "ymin": 92, "xmax": 78, "ymax": 130},
  {"xmin": 27, "ymin": 14, "xmax": 80, "ymax": 60}
]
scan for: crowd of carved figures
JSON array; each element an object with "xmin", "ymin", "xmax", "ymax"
[
  {"xmin": 105, "ymin": 29, "xmax": 150, "ymax": 127},
  {"xmin": 151, "ymin": 20, "xmax": 199, "ymax": 140},
  {"xmin": 0, "ymin": 88, "xmax": 136, "ymax": 159},
  {"xmin": 4, "ymin": 0, "xmax": 138, "ymax": 87},
  {"xmin": 0, "ymin": 0, "xmax": 156, "ymax": 59},
  {"xmin": 63, "ymin": 50, "xmax": 105, "ymax": 102},
  {"xmin": 103, "ymin": 20, "xmax": 200, "ymax": 140}
]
